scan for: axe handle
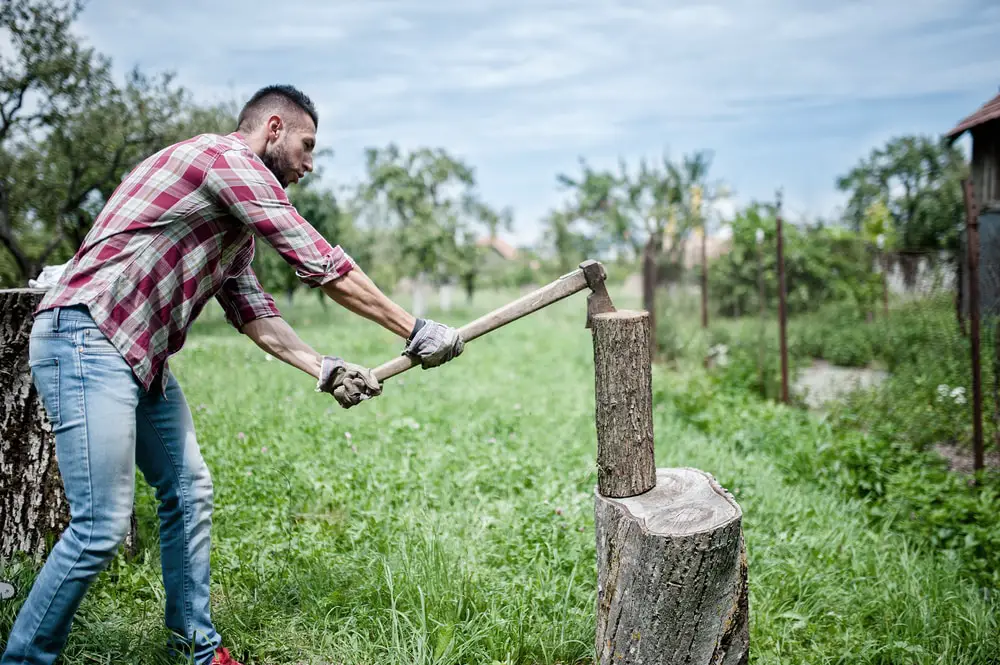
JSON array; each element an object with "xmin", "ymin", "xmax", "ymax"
[{"xmin": 372, "ymin": 268, "xmax": 589, "ymax": 382}]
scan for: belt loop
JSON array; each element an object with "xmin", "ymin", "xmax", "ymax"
[{"xmin": 51, "ymin": 307, "xmax": 61, "ymax": 332}]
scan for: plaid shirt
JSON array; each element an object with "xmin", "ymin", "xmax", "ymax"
[{"xmin": 38, "ymin": 131, "xmax": 355, "ymax": 394}]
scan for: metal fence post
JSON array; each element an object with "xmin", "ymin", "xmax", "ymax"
[
  {"xmin": 776, "ymin": 191, "xmax": 789, "ymax": 404},
  {"xmin": 963, "ymin": 178, "xmax": 984, "ymax": 474}
]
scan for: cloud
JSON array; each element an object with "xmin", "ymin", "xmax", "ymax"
[{"xmin": 73, "ymin": 0, "xmax": 1000, "ymax": 245}]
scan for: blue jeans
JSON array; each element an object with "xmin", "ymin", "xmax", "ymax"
[{"xmin": 1, "ymin": 305, "xmax": 221, "ymax": 665}]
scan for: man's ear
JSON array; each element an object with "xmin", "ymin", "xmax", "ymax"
[{"xmin": 266, "ymin": 115, "xmax": 283, "ymax": 141}]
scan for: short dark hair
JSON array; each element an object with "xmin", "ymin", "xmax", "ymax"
[{"xmin": 236, "ymin": 84, "xmax": 318, "ymax": 133}]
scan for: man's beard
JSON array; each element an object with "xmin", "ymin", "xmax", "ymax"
[{"xmin": 261, "ymin": 142, "xmax": 292, "ymax": 188}]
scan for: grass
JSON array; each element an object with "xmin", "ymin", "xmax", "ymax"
[{"xmin": 2, "ymin": 285, "xmax": 999, "ymax": 664}]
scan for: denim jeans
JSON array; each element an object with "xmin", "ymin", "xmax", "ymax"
[{"xmin": 1, "ymin": 305, "xmax": 221, "ymax": 665}]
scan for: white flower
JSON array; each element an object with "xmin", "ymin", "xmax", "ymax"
[
  {"xmin": 954, "ymin": 394, "xmax": 967, "ymax": 405},
  {"xmin": 950, "ymin": 387, "xmax": 965, "ymax": 398},
  {"xmin": 937, "ymin": 384, "xmax": 950, "ymax": 397}
]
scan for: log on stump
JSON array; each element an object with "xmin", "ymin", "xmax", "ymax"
[
  {"xmin": 590, "ymin": 308, "xmax": 749, "ymax": 664},
  {"xmin": 0, "ymin": 289, "xmax": 137, "ymax": 561},
  {"xmin": 595, "ymin": 468, "xmax": 749, "ymax": 665},
  {"xmin": 592, "ymin": 310, "xmax": 655, "ymax": 498}
]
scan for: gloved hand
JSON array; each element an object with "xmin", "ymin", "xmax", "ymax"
[
  {"xmin": 315, "ymin": 355, "xmax": 382, "ymax": 408},
  {"xmin": 402, "ymin": 318, "xmax": 464, "ymax": 369}
]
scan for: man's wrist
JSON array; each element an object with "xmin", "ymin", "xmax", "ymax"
[{"xmin": 407, "ymin": 318, "xmax": 427, "ymax": 342}]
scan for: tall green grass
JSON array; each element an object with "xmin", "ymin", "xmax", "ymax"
[{"xmin": 2, "ymin": 287, "xmax": 997, "ymax": 663}]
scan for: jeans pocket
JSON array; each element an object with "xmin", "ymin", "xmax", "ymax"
[
  {"xmin": 29, "ymin": 357, "xmax": 61, "ymax": 427},
  {"xmin": 82, "ymin": 328, "xmax": 122, "ymax": 355}
]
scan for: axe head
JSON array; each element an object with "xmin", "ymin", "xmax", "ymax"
[{"xmin": 579, "ymin": 259, "xmax": 617, "ymax": 328}]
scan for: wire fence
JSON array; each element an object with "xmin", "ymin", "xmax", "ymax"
[{"xmin": 654, "ymin": 190, "xmax": 1000, "ymax": 474}]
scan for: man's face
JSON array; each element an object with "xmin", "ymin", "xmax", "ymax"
[{"xmin": 261, "ymin": 113, "xmax": 316, "ymax": 188}]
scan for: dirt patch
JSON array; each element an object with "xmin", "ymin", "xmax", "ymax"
[
  {"xmin": 932, "ymin": 442, "xmax": 1000, "ymax": 474},
  {"xmin": 793, "ymin": 359, "xmax": 889, "ymax": 410}
]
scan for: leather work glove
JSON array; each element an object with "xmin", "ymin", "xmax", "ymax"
[
  {"xmin": 316, "ymin": 355, "xmax": 382, "ymax": 409},
  {"xmin": 402, "ymin": 318, "xmax": 465, "ymax": 369}
]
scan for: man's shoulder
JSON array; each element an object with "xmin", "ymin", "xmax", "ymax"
[{"xmin": 166, "ymin": 132, "xmax": 252, "ymax": 162}]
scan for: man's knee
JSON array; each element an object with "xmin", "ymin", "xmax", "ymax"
[
  {"xmin": 189, "ymin": 461, "xmax": 214, "ymax": 519},
  {"xmin": 70, "ymin": 512, "xmax": 132, "ymax": 561}
]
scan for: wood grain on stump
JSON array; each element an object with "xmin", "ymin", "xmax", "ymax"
[
  {"xmin": 595, "ymin": 467, "xmax": 749, "ymax": 665},
  {"xmin": 592, "ymin": 309, "xmax": 655, "ymax": 498},
  {"xmin": 0, "ymin": 289, "xmax": 137, "ymax": 560}
]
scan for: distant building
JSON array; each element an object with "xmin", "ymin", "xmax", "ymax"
[
  {"xmin": 946, "ymin": 90, "xmax": 1000, "ymax": 211},
  {"xmin": 477, "ymin": 235, "xmax": 518, "ymax": 260},
  {"xmin": 947, "ymin": 90, "xmax": 1000, "ymax": 317}
]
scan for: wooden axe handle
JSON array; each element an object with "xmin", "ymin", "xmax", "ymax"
[{"xmin": 372, "ymin": 267, "xmax": 590, "ymax": 382}]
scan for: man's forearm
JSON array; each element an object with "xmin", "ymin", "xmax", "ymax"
[
  {"xmin": 241, "ymin": 316, "xmax": 323, "ymax": 379},
  {"xmin": 320, "ymin": 265, "xmax": 416, "ymax": 339}
]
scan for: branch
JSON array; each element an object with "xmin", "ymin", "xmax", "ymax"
[{"xmin": 0, "ymin": 79, "xmax": 31, "ymax": 144}]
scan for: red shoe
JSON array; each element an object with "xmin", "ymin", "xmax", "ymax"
[{"xmin": 212, "ymin": 646, "xmax": 244, "ymax": 665}]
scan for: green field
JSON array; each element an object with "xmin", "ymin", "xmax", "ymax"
[{"xmin": 2, "ymin": 286, "xmax": 999, "ymax": 664}]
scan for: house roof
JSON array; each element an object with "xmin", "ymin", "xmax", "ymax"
[
  {"xmin": 477, "ymin": 235, "xmax": 518, "ymax": 260},
  {"xmin": 945, "ymin": 92, "xmax": 1000, "ymax": 139}
]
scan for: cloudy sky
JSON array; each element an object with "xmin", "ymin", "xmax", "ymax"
[{"xmin": 77, "ymin": 0, "xmax": 999, "ymax": 245}]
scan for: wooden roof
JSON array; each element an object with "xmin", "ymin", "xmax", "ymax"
[{"xmin": 946, "ymin": 92, "xmax": 1000, "ymax": 139}]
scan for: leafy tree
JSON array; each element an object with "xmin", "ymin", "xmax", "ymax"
[
  {"xmin": 555, "ymin": 149, "xmax": 727, "ymax": 352},
  {"xmin": 0, "ymin": 0, "xmax": 242, "ymax": 286},
  {"xmin": 836, "ymin": 135, "xmax": 968, "ymax": 253},
  {"xmin": 358, "ymin": 143, "xmax": 504, "ymax": 301},
  {"xmin": 710, "ymin": 203, "xmax": 880, "ymax": 318}
]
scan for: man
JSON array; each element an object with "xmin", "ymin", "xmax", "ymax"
[{"xmin": 0, "ymin": 84, "xmax": 464, "ymax": 665}]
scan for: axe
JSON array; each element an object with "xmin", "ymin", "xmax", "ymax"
[{"xmin": 372, "ymin": 259, "xmax": 616, "ymax": 383}]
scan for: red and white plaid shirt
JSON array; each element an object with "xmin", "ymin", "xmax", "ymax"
[{"xmin": 38, "ymin": 131, "xmax": 355, "ymax": 394}]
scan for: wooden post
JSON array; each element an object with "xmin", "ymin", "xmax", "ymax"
[
  {"xmin": 963, "ymin": 180, "xmax": 984, "ymax": 473},
  {"xmin": 642, "ymin": 240, "xmax": 657, "ymax": 359},
  {"xmin": 591, "ymin": 309, "xmax": 749, "ymax": 664},
  {"xmin": 757, "ymin": 228, "xmax": 766, "ymax": 398},
  {"xmin": 0, "ymin": 289, "xmax": 137, "ymax": 560},
  {"xmin": 701, "ymin": 225, "xmax": 709, "ymax": 330},
  {"xmin": 775, "ymin": 192, "xmax": 789, "ymax": 404},
  {"xmin": 878, "ymin": 235, "xmax": 889, "ymax": 319}
]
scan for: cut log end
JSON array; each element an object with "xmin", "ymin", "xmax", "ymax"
[{"xmin": 598, "ymin": 467, "xmax": 741, "ymax": 537}]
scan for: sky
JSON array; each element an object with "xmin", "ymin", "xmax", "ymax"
[{"xmin": 75, "ymin": 0, "xmax": 1000, "ymax": 246}]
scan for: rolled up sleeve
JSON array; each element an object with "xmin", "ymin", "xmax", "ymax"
[
  {"xmin": 215, "ymin": 265, "xmax": 282, "ymax": 330},
  {"xmin": 204, "ymin": 148, "xmax": 355, "ymax": 287}
]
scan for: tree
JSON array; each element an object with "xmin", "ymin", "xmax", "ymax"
[
  {"xmin": 555, "ymin": 149, "xmax": 728, "ymax": 353},
  {"xmin": 710, "ymin": 203, "xmax": 880, "ymax": 318},
  {"xmin": 0, "ymin": 0, "xmax": 242, "ymax": 287},
  {"xmin": 836, "ymin": 135, "xmax": 968, "ymax": 253},
  {"xmin": 359, "ymin": 143, "xmax": 504, "ymax": 302}
]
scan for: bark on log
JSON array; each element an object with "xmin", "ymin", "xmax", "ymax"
[
  {"xmin": 1, "ymin": 289, "xmax": 136, "ymax": 561},
  {"xmin": 595, "ymin": 467, "xmax": 749, "ymax": 665},
  {"xmin": 592, "ymin": 309, "xmax": 656, "ymax": 498}
]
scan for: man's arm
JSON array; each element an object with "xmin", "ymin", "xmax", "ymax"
[
  {"xmin": 241, "ymin": 315, "xmax": 323, "ymax": 379},
  {"xmin": 205, "ymin": 147, "xmax": 461, "ymax": 366},
  {"xmin": 320, "ymin": 263, "xmax": 415, "ymax": 339}
]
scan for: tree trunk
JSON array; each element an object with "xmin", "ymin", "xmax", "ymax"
[
  {"xmin": 592, "ymin": 310, "xmax": 655, "ymax": 498},
  {"xmin": 595, "ymin": 468, "xmax": 749, "ymax": 665},
  {"xmin": 0, "ymin": 289, "xmax": 137, "ymax": 561},
  {"xmin": 642, "ymin": 240, "xmax": 657, "ymax": 358}
]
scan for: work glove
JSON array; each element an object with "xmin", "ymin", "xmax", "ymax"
[
  {"xmin": 402, "ymin": 318, "xmax": 464, "ymax": 369},
  {"xmin": 316, "ymin": 355, "xmax": 382, "ymax": 409}
]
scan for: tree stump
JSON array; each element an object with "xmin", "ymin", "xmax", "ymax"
[
  {"xmin": 595, "ymin": 468, "xmax": 749, "ymax": 664},
  {"xmin": 591, "ymin": 309, "xmax": 749, "ymax": 665},
  {"xmin": 1, "ymin": 289, "xmax": 137, "ymax": 561}
]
